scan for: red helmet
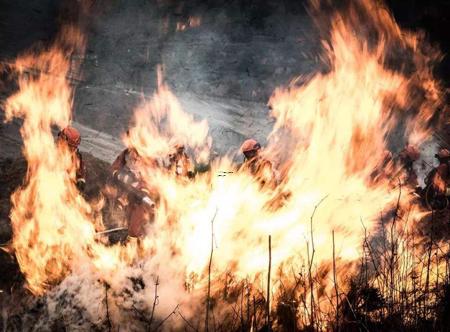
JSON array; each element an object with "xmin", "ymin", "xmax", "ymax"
[
  {"xmin": 59, "ymin": 126, "xmax": 81, "ymax": 148},
  {"xmin": 240, "ymin": 139, "xmax": 261, "ymax": 153}
]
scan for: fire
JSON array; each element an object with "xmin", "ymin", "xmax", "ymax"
[
  {"xmin": 3, "ymin": 0, "xmax": 446, "ymax": 328},
  {"xmin": 125, "ymin": 67, "xmax": 210, "ymax": 161},
  {"xmin": 3, "ymin": 26, "xmax": 97, "ymax": 294}
]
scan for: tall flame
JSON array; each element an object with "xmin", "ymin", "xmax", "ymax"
[
  {"xmin": 3, "ymin": 26, "xmax": 98, "ymax": 294},
  {"xmin": 3, "ymin": 0, "xmax": 447, "ymax": 327}
]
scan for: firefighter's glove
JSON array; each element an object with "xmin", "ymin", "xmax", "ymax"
[{"xmin": 142, "ymin": 196, "xmax": 155, "ymax": 209}]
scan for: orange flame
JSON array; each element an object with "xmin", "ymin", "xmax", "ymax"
[
  {"xmin": 3, "ymin": 26, "xmax": 95, "ymax": 294},
  {"xmin": 3, "ymin": 0, "xmax": 447, "ymax": 326}
]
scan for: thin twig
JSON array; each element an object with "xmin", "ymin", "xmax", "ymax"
[
  {"xmin": 253, "ymin": 295, "xmax": 257, "ymax": 332},
  {"xmin": 155, "ymin": 304, "xmax": 179, "ymax": 331},
  {"xmin": 240, "ymin": 283, "xmax": 245, "ymax": 330},
  {"xmin": 206, "ymin": 208, "xmax": 218, "ymax": 332},
  {"xmin": 308, "ymin": 195, "xmax": 328, "ymax": 329},
  {"xmin": 105, "ymin": 283, "xmax": 112, "ymax": 332},
  {"xmin": 178, "ymin": 311, "xmax": 198, "ymax": 331},
  {"xmin": 149, "ymin": 276, "xmax": 160, "ymax": 328},
  {"xmin": 246, "ymin": 281, "xmax": 251, "ymax": 329},
  {"xmin": 389, "ymin": 178, "xmax": 402, "ymax": 313},
  {"xmin": 332, "ymin": 230, "xmax": 339, "ymax": 331},
  {"xmin": 132, "ymin": 304, "xmax": 151, "ymax": 325},
  {"xmin": 267, "ymin": 235, "xmax": 272, "ymax": 331}
]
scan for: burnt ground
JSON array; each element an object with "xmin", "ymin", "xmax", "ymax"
[{"xmin": 0, "ymin": 153, "xmax": 111, "ymax": 293}]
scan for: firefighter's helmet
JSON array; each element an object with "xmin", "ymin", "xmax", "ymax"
[
  {"xmin": 59, "ymin": 126, "xmax": 81, "ymax": 148},
  {"xmin": 241, "ymin": 139, "xmax": 261, "ymax": 153}
]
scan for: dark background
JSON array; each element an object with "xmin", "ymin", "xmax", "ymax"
[
  {"xmin": 0, "ymin": 1, "xmax": 448, "ymax": 77},
  {"xmin": 0, "ymin": 0, "xmax": 449, "ymax": 153}
]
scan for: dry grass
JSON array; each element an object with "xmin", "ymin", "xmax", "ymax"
[{"xmin": 0, "ymin": 156, "xmax": 449, "ymax": 331}]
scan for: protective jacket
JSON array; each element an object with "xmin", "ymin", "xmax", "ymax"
[{"xmin": 111, "ymin": 148, "xmax": 156, "ymax": 237}]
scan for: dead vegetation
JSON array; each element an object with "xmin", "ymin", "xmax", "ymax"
[{"xmin": 0, "ymin": 155, "xmax": 449, "ymax": 331}]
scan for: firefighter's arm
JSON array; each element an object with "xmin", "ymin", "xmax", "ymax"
[{"xmin": 114, "ymin": 167, "xmax": 155, "ymax": 208}]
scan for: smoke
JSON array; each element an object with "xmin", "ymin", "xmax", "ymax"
[
  {"xmin": 415, "ymin": 138, "xmax": 439, "ymax": 187},
  {"xmin": 73, "ymin": 0, "xmax": 320, "ymax": 154}
]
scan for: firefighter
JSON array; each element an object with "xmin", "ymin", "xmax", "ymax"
[
  {"xmin": 168, "ymin": 144, "xmax": 195, "ymax": 178},
  {"xmin": 239, "ymin": 138, "xmax": 277, "ymax": 187},
  {"xmin": 57, "ymin": 126, "xmax": 86, "ymax": 191},
  {"xmin": 111, "ymin": 147, "xmax": 157, "ymax": 238},
  {"xmin": 424, "ymin": 148, "xmax": 450, "ymax": 210}
]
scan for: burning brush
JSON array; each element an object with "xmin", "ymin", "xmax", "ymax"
[{"xmin": 1, "ymin": 0, "xmax": 449, "ymax": 330}]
